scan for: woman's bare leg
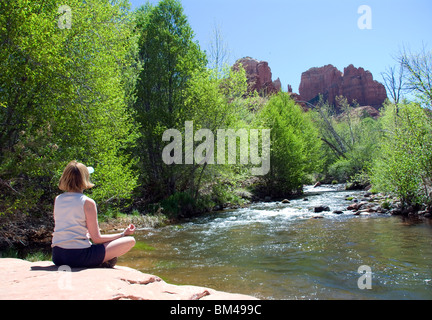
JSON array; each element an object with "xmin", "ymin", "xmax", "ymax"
[{"xmin": 103, "ymin": 236, "xmax": 136, "ymax": 263}]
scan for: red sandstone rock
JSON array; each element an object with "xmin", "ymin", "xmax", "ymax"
[
  {"xmin": 273, "ymin": 77, "xmax": 282, "ymax": 92},
  {"xmin": 287, "ymin": 90, "xmax": 308, "ymax": 110},
  {"xmin": 341, "ymin": 64, "xmax": 387, "ymax": 107},
  {"xmin": 233, "ymin": 57, "xmax": 281, "ymax": 96},
  {"xmin": 299, "ymin": 64, "xmax": 343, "ymax": 105},
  {"xmin": 0, "ymin": 258, "xmax": 258, "ymax": 300},
  {"xmin": 298, "ymin": 64, "xmax": 387, "ymax": 109}
]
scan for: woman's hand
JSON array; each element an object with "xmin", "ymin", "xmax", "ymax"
[{"xmin": 123, "ymin": 224, "xmax": 136, "ymax": 236}]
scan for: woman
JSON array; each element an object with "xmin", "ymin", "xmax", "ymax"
[{"xmin": 52, "ymin": 161, "xmax": 136, "ymax": 268}]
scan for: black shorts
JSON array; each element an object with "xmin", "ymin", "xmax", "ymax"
[{"xmin": 52, "ymin": 244, "xmax": 106, "ymax": 268}]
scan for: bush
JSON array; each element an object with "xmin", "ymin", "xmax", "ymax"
[
  {"xmin": 313, "ymin": 98, "xmax": 382, "ymax": 183},
  {"xmin": 255, "ymin": 92, "xmax": 323, "ymax": 196},
  {"xmin": 160, "ymin": 191, "xmax": 208, "ymax": 219},
  {"xmin": 346, "ymin": 171, "xmax": 371, "ymax": 190},
  {"xmin": 371, "ymin": 102, "xmax": 432, "ymax": 207}
]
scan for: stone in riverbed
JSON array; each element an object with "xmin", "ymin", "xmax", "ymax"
[
  {"xmin": 347, "ymin": 201, "xmax": 368, "ymax": 211},
  {"xmin": 313, "ymin": 205, "xmax": 330, "ymax": 213}
]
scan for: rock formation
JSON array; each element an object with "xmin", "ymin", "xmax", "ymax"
[
  {"xmin": 0, "ymin": 258, "xmax": 258, "ymax": 300},
  {"xmin": 233, "ymin": 57, "xmax": 281, "ymax": 96},
  {"xmin": 298, "ymin": 64, "xmax": 387, "ymax": 109}
]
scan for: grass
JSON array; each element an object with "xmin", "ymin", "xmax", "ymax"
[{"xmin": 1, "ymin": 248, "xmax": 51, "ymax": 262}]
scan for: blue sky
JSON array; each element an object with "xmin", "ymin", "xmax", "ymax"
[{"xmin": 128, "ymin": 0, "xmax": 431, "ymax": 93}]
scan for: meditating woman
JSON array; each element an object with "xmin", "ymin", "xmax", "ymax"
[{"xmin": 51, "ymin": 161, "xmax": 136, "ymax": 268}]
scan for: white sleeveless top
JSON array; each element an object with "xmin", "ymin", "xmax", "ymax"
[{"xmin": 51, "ymin": 192, "xmax": 92, "ymax": 249}]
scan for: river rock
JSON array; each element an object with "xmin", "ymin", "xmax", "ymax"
[
  {"xmin": 389, "ymin": 208, "xmax": 402, "ymax": 216},
  {"xmin": 375, "ymin": 206, "xmax": 388, "ymax": 214},
  {"xmin": 357, "ymin": 209, "xmax": 372, "ymax": 215},
  {"xmin": 347, "ymin": 202, "xmax": 368, "ymax": 211},
  {"xmin": 314, "ymin": 205, "xmax": 330, "ymax": 213},
  {"xmin": 281, "ymin": 199, "xmax": 290, "ymax": 204},
  {"xmin": 0, "ymin": 258, "xmax": 258, "ymax": 300}
]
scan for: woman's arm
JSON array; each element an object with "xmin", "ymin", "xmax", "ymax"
[{"xmin": 84, "ymin": 199, "xmax": 134, "ymax": 244}]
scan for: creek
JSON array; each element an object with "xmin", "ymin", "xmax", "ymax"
[{"xmin": 119, "ymin": 184, "xmax": 432, "ymax": 299}]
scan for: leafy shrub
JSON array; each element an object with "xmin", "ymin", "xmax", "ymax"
[
  {"xmin": 255, "ymin": 93, "xmax": 323, "ymax": 196},
  {"xmin": 371, "ymin": 102, "xmax": 432, "ymax": 207}
]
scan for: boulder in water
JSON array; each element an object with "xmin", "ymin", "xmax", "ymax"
[{"xmin": 314, "ymin": 205, "xmax": 330, "ymax": 213}]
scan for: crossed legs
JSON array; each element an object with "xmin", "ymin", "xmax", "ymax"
[{"xmin": 102, "ymin": 236, "xmax": 136, "ymax": 263}]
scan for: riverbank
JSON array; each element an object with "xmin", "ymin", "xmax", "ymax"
[
  {"xmin": 1, "ymin": 183, "xmax": 431, "ymax": 258},
  {"xmin": 0, "ymin": 258, "xmax": 258, "ymax": 300},
  {"xmin": 0, "ymin": 210, "xmax": 169, "ymax": 257}
]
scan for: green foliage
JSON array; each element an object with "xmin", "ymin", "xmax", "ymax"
[
  {"xmin": 371, "ymin": 101, "xmax": 432, "ymax": 207},
  {"xmin": 328, "ymin": 117, "xmax": 381, "ymax": 182},
  {"xmin": 255, "ymin": 92, "xmax": 323, "ymax": 196},
  {"xmin": 132, "ymin": 1, "xmax": 250, "ymax": 209},
  {"xmin": 2, "ymin": 0, "xmax": 379, "ymax": 224},
  {"xmin": 132, "ymin": 0, "xmax": 207, "ymax": 200},
  {"xmin": 314, "ymin": 98, "xmax": 382, "ymax": 183},
  {"xmin": 160, "ymin": 191, "xmax": 199, "ymax": 219},
  {"xmin": 210, "ymin": 181, "xmax": 245, "ymax": 207},
  {"xmin": 0, "ymin": 0, "xmax": 137, "ymax": 216}
]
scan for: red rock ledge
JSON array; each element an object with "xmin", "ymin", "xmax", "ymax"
[{"xmin": 0, "ymin": 258, "xmax": 258, "ymax": 300}]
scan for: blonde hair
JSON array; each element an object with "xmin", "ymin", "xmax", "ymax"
[{"xmin": 58, "ymin": 161, "xmax": 94, "ymax": 192}]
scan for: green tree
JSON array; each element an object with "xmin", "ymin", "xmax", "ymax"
[
  {"xmin": 131, "ymin": 0, "xmax": 254, "ymax": 216},
  {"xmin": 312, "ymin": 97, "xmax": 382, "ymax": 184},
  {"xmin": 154, "ymin": 66, "xmax": 249, "ymax": 218},
  {"xmin": 132, "ymin": 0, "xmax": 207, "ymax": 201},
  {"xmin": 371, "ymin": 101, "xmax": 432, "ymax": 207},
  {"xmin": 255, "ymin": 92, "xmax": 322, "ymax": 197},
  {"xmin": 0, "ymin": 0, "xmax": 137, "ymax": 215}
]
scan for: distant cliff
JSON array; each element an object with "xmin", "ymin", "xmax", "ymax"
[
  {"xmin": 232, "ymin": 58, "xmax": 387, "ymax": 112},
  {"xmin": 233, "ymin": 57, "xmax": 281, "ymax": 96},
  {"xmin": 298, "ymin": 64, "xmax": 387, "ymax": 109}
]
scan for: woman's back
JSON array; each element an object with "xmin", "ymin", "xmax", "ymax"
[{"xmin": 52, "ymin": 192, "xmax": 92, "ymax": 249}]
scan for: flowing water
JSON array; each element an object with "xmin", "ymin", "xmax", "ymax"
[{"xmin": 119, "ymin": 185, "xmax": 432, "ymax": 300}]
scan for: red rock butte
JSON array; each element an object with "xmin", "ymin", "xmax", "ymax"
[
  {"xmin": 233, "ymin": 57, "xmax": 281, "ymax": 96},
  {"xmin": 298, "ymin": 64, "xmax": 387, "ymax": 109},
  {"xmin": 232, "ymin": 58, "xmax": 387, "ymax": 113}
]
